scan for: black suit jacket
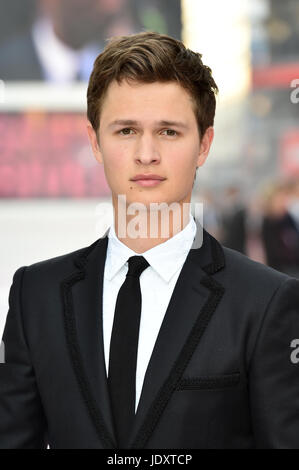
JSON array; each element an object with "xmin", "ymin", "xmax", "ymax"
[{"xmin": 1, "ymin": 221, "xmax": 299, "ymax": 449}]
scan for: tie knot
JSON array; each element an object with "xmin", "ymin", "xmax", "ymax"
[{"xmin": 126, "ymin": 255, "xmax": 150, "ymax": 278}]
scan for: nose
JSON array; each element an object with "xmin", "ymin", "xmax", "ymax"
[{"xmin": 134, "ymin": 134, "xmax": 160, "ymax": 165}]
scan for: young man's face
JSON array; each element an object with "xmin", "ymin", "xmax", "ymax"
[{"xmin": 87, "ymin": 79, "xmax": 214, "ymax": 210}]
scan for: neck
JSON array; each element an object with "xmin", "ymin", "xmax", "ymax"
[{"xmin": 112, "ymin": 200, "xmax": 192, "ymax": 254}]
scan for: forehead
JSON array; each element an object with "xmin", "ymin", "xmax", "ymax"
[{"xmin": 100, "ymin": 79, "xmax": 196, "ymax": 120}]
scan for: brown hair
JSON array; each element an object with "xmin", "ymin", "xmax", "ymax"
[{"xmin": 87, "ymin": 31, "xmax": 219, "ymax": 139}]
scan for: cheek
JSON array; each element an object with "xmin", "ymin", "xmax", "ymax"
[
  {"xmin": 102, "ymin": 142, "xmax": 127, "ymax": 172},
  {"xmin": 168, "ymin": 144, "xmax": 197, "ymax": 176}
]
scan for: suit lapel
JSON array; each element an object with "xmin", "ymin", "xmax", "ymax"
[
  {"xmin": 61, "ymin": 230, "xmax": 117, "ymax": 448},
  {"xmin": 61, "ymin": 219, "xmax": 225, "ymax": 449}
]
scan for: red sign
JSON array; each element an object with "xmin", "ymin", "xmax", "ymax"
[{"xmin": 0, "ymin": 112, "xmax": 110, "ymax": 197}]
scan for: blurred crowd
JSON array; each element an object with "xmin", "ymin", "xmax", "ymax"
[{"xmin": 200, "ymin": 177, "xmax": 299, "ymax": 279}]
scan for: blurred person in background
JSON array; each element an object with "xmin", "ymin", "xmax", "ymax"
[
  {"xmin": 218, "ymin": 185, "xmax": 265, "ymax": 263},
  {"xmin": 244, "ymin": 193, "xmax": 266, "ymax": 265},
  {"xmin": 199, "ymin": 189, "xmax": 223, "ymax": 240},
  {"xmin": 261, "ymin": 180, "xmax": 299, "ymax": 278},
  {"xmin": 0, "ymin": 0, "xmax": 135, "ymax": 82},
  {"xmin": 287, "ymin": 179, "xmax": 299, "ymax": 233},
  {"xmin": 219, "ymin": 185, "xmax": 247, "ymax": 254}
]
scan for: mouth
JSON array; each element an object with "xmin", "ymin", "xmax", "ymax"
[
  {"xmin": 130, "ymin": 175, "xmax": 166, "ymax": 187},
  {"xmin": 131, "ymin": 178, "xmax": 166, "ymax": 188},
  {"xmin": 132, "ymin": 179, "xmax": 165, "ymax": 187}
]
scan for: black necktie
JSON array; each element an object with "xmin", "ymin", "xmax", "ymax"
[{"xmin": 108, "ymin": 255, "xmax": 150, "ymax": 448}]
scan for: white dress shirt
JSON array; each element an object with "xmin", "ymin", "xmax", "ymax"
[{"xmin": 102, "ymin": 212, "xmax": 197, "ymax": 413}]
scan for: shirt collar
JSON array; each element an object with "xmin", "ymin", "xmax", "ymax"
[{"xmin": 105, "ymin": 212, "xmax": 197, "ymax": 283}]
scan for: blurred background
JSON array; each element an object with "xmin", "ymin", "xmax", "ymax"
[{"xmin": 0, "ymin": 0, "xmax": 299, "ymax": 334}]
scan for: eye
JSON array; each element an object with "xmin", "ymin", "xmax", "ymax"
[
  {"xmin": 161, "ymin": 129, "xmax": 178, "ymax": 137},
  {"xmin": 119, "ymin": 128, "xmax": 134, "ymax": 135}
]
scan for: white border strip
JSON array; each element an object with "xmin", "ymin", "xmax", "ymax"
[{"xmin": 0, "ymin": 82, "xmax": 88, "ymax": 111}]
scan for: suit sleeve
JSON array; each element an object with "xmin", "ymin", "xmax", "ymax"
[
  {"xmin": 249, "ymin": 277, "xmax": 299, "ymax": 449},
  {"xmin": 0, "ymin": 266, "xmax": 48, "ymax": 449}
]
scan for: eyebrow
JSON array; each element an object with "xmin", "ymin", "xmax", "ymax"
[{"xmin": 107, "ymin": 119, "xmax": 189, "ymax": 129}]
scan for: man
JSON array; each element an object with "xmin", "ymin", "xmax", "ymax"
[{"xmin": 1, "ymin": 32, "xmax": 299, "ymax": 449}]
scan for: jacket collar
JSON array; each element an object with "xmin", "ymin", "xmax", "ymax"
[{"xmin": 61, "ymin": 218, "xmax": 225, "ymax": 448}]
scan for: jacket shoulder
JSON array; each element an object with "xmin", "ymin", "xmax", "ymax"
[
  {"xmin": 21, "ymin": 238, "xmax": 102, "ymax": 280},
  {"xmin": 221, "ymin": 244, "xmax": 293, "ymax": 290}
]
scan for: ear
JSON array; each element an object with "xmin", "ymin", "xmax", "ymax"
[
  {"xmin": 86, "ymin": 121, "xmax": 103, "ymax": 164},
  {"xmin": 197, "ymin": 126, "xmax": 214, "ymax": 168}
]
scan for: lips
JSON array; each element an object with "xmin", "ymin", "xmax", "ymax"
[
  {"xmin": 131, "ymin": 174, "xmax": 166, "ymax": 181},
  {"xmin": 130, "ymin": 177, "xmax": 166, "ymax": 188}
]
